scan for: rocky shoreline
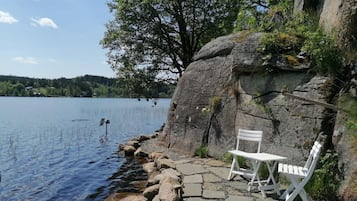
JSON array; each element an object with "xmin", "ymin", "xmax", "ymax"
[
  {"xmin": 105, "ymin": 132, "xmax": 185, "ymax": 201},
  {"xmin": 103, "ymin": 132, "xmax": 280, "ymax": 201}
]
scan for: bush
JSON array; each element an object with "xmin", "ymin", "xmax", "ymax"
[
  {"xmin": 302, "ymin": 30, "xmax": 343, "ymax": 76},
  {"xmin": 258, "ymin": 7, "xmax": 343, "ymax": 76},
  {"xmin": 305, "ymin": 151, "xmax": 342, "ymax": 201},
  {"xmin": 223, "ymin": 152, "xmax": 233, "ymax": 163},
  {"xmin": 235, "ymin": 0, "xmax": 343, "ymax": 76},
  {"xmin": 209, "ymin": 96, "xmax": 221, "ymax": 112},
  {"xmin": 195, "ymin": 146, "xmax": 208, "ymax": 158}
]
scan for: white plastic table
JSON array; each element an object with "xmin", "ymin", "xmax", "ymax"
[{"xmin": 228, "ymin": 151, "xmax": 287, "ymax": 198}]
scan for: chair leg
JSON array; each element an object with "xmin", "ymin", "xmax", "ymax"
[
  {"xmin": 285, "ymin": 176, "xmax": 308, "ymax": 201},
  {"xmin": 280, "ymin": 183, "xmax": 294, "ymax": 200},
  {"xmin": 298, "ymin": 189, "xmax": 308, "ymax": 201},
  {"xmin": 228, "ymin": 157, "xmax": 236, "ymax": 180}
]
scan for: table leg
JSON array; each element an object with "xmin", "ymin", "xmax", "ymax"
[
  {"xmin": 248, "ymin": 161, "xmax": 268, "ymax": 198},
  {"xmin": 258, "ymin": 161, "xmax": 280, "ymax": 197},
  {"xmin": 248, "ymin": 160, "xmax": 261, "ymax": 192}
]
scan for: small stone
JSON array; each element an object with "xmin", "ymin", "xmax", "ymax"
[
  {"xmin": 124, "ymin": 145, "xmax": 136, "ymax": 156},
  {"xmin": 143, "ymin": 162, "xmax": 156, "ymax": 173},
  {"xmin": 129, "ymin": 180, "xmax": 147, "ymax": 190},
  {"xmin": 161, "ymin": 168, "xmax": 181, "ymax": 178},
  {"xmin": 139, "ymin": 135, "xmax": 151, "ymax": 142},
  {"xmin": 150, "ymin": 152, "xmax": 168, "ymax": 161},
  {"xmin": 104, "ymin": 192, "xmax": 145, "ymax": 201},
  {"xmin": 151, "ymin": 132, "xmax": 159, "ymax": 138},
  {"xmin": 127, "ymin": 140, "xmax": 140, "ymax": 148},
  {"xmin": 143, "ymin": 184, "xmax": 160, "ymax": 200},
  {"xmin": 147, "ymin": 171, "xmax": 161, "ymax": 186},
  {"xmin": 152, "ymin": 194, "xmax": 160, "ymax": 201},
  {"xmin": 156, "ymin": 158, "xmax": 176, "ymax": 169},
  {"xmin": 134, "ymin": 147, "xmax": 149, "ymax": 157},
  {"xmin": 118, "ymin": 144, "xmax": 125, "ymax": 151},
  {"xmin": 159, "ymin": 181, "xmax": 181, "ymax": 201}
]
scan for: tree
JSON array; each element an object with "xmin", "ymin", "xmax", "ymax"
[{"xmin": 101, "ymin": 0, "xmax": 240, "ymax": 96}]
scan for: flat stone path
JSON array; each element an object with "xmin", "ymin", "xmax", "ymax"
[
  {"xmin": 173, "ymin": 157, "xmax": 280, "ymax": 201},
  {"xmin": 140, "ymin": 138, "xmax": 283, "ymax": 201}
]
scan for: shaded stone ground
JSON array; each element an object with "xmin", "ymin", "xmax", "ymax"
[
  {"xmin": 175, "ymin": 157, "xmax": 280, "ymax": 201},
  {"xmin": 141, "ymin": 138, "xmax": 282, "ymax": 201}
]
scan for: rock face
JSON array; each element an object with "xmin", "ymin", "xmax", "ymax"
[
  {"xmin": 301, "ymin": 0, "xmax": 357, "ymax": 50},
  {"xmin": 333, "ymin": 61, "xmax": 357, "ymax": 200},
  {"xmin": 294, "ymin": 0, "xmax": 322, "ymax": 13},
  {"xmin": 319, "ymin": 0, "xmax": 344, "ymax": 34},
  {"xmin": 295, "ymin": 0, "xmax": 357, "ymax": 50},
  {"xmin": 162, "ymin": 31, "xmax": 333, "ymax": 165}
]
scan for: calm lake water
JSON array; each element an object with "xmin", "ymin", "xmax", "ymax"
[{"xmin": 0, "ymin": 97, "xmax": 170, "ymax": 201}]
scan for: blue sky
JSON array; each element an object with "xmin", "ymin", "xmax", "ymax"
[{"xmin": 0, "ymin": 0, "xmax": 116, "ymax": 79}]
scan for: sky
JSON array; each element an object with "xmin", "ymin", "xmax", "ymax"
[{"xmin": 0, "ymin": 0, "xmax": 117, "ymax": 79}]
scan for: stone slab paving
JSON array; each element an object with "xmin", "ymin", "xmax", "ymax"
[
  {"xmin": 183, "ymin": 183, "xmax": 202, "ymax": 197},
  {"xmin": 184, "ymin": 198, "xmax": 211, "ymax": 201},
  {"xmin": 176, "ymin": 163, "xmax": 209, "ymax": 175},
  {"xmin": 203, "ymin": 190, "xmax": 226, "ymax": 199},
  {"xmin": 184, "ymin": 174, "xmax": 203, "ymax": 184},
  {"xmin": 175, "ymin": 157, "xmax": 282, "ymax": 201},
  {"xmin": 225, "ymin": 195, "xmax": 254, "ymax": 201},
  {"xmin": 203, "ymin": 173, "xmax": 221, "ymax": 183}
]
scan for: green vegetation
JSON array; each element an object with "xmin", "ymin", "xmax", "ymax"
[
  {"xmin": 201, "ymin": 96, "xmax": 222, "ymax": 116},
  {"xmin": 222, "ymin": 153, "xmax": 248, "ymax": 168},
  {"xmin": 222, "ymin": 152, "xmax": 233, "ymax": 163},
  {"xmin": 305, "ymin": 151, "xmax": 342, "ymax": 201},
  {"xmin": 337, "ymin": 94, "xmax": 357, "ymax": 199},
  {"xmin": 232, "ymin": 1, "xmax": 347, "ymax": 199},
  {"xmin": 234, "ymin": 0, "xmax": 343, "ymax": 76},
  {"xmin": 223, "ymin": 153, "xmax": 269, "ymax": 178},
  {"xmin": 209, "ymin": 96, "xmax": 221, "ymax": 113},
  {"xmin": 195, "ymin": 145, "xmax": 208, "ymax": 158},
  {"xmin": 0, "ymin": 75, "xmax": 174, "ymax": 98},
  {"xmin": 341, "ymin": 95, "xmax": 357, "ymax": 152},
  {"xmin": 101, "ymin": 0, "xmax": 241, "ymax": 97}
]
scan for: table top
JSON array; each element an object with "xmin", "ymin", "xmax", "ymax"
[{"xmin": 228, "ymin": 150, "xmax": 287, "ymax": 161}]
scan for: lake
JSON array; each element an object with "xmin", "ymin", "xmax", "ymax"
[{"xmin": 0, "ymin": 97, "xmax": 170, "ymax": 201}]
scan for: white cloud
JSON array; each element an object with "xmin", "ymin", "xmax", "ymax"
[
  {"xmin": 0, "ymin": 11, "xmax": 18, "ymax": 24},
  {"xmin": 12, "ymin": 57, "xmax": 39, "ymax": 64},
  {"xmin": 31, "ymin": 17, "xmax": 58, "ymax": 29}
]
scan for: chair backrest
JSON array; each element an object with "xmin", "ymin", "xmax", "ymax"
[
  {"xmin": 236, "ymin": 129, "xmax": 263, "ymax": 153},
  {"xmin": 303, "ymin": 141, "xmax": 322, "ymax": 180}
]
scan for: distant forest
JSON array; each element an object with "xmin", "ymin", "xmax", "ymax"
[{"xmin": 0, "ymin": 75, "xmax": 174, "ymax": 98}]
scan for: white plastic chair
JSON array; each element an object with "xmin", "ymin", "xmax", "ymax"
[
  {"xmin": 227, "ymin": 128, "xmax": 263, "ymax": 180},
  {"xmin": 278, "ymin": 141, "xmax": 322, "ymax": 201}
]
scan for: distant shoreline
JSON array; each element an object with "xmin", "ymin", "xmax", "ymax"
[{"xmin": 0, "ymin": 74, "xmax": 174, "ymax": 98}]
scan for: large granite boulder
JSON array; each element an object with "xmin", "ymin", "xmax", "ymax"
[
  {"xmin": 333, "ymin": 61, "xmax": 357, "ymax": 200},
  {"xmin": 162, "ymin": 31, "xmax": 334, "ymax": 165}
]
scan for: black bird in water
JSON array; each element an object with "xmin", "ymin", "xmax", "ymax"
[{"xmin": 99, "ymin": 118, "xmax": 110, "ymax": 143}]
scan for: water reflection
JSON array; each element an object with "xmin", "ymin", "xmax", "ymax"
[
  {"xmin": 0, "ymin": 97, "xmax": 170, "ymax": 201},
  {"xmin": 85, "ymin": 156, "xmax": 148, "ymax": 201}
]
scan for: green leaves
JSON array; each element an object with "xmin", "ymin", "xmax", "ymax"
[
  {"xmin": 101, "ymin": 0, "xmax": 240, "ymax": 96},
  {"xmin": 306, "ymin": 151, "xmax": 342, "ymax": 201},
  {"xmin": 244, "ymin": 0, "xmax": 343, "ymax": 76},
  {"xmin": 302, "ymin": 30, "xmax": 342, "ymax": 76}
]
